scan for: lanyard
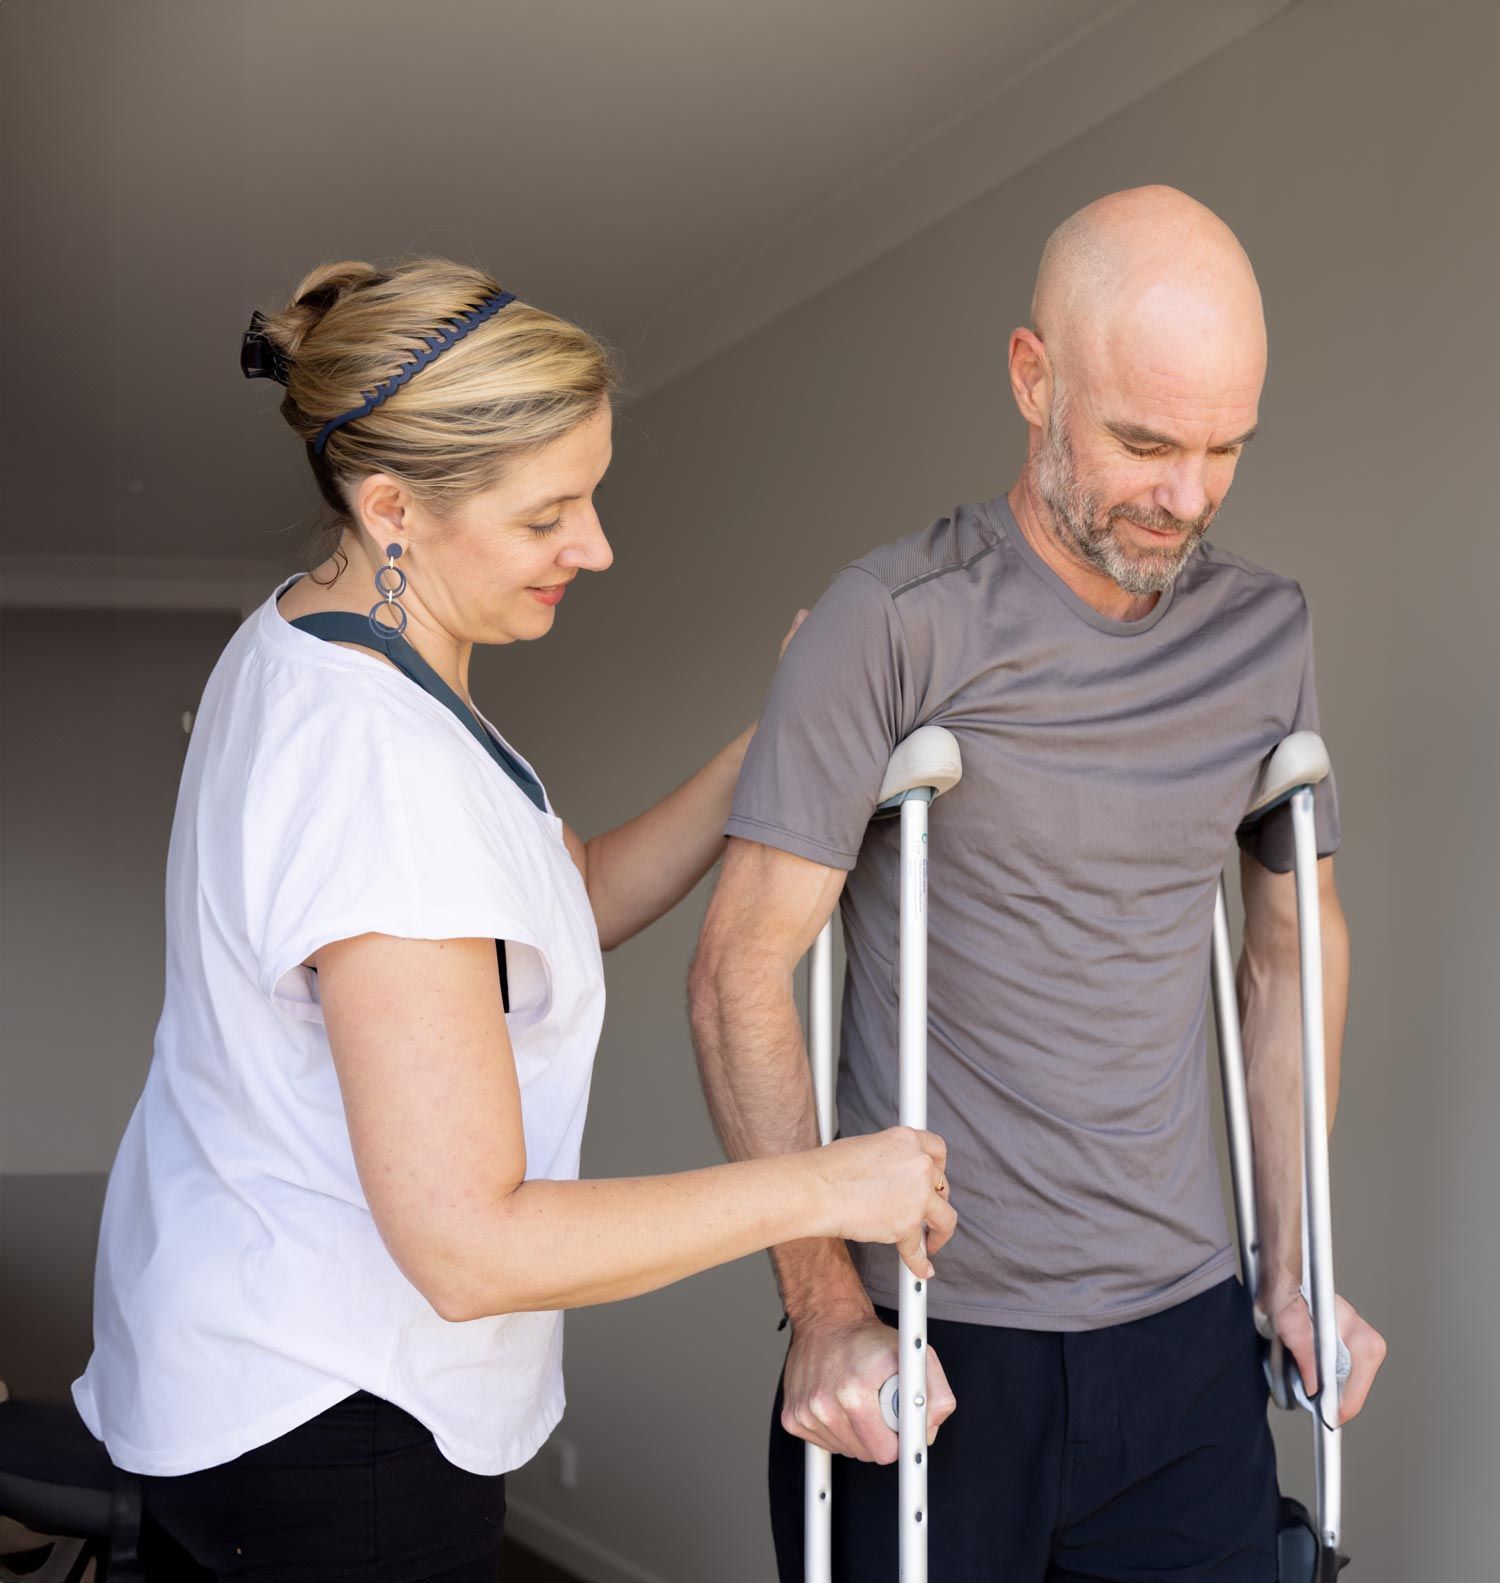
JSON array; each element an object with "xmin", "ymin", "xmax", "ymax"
[{"xmin": 287, "ymin": 612, "xmax": 548, "ymax": 813}]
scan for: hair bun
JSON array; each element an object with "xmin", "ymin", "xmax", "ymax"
[
  {"xmin": 241, "ymin": 254, "xmax": 618, "ymax": 548},
  {"xmin": 260, "ymin": 260, "xmax": 387, "ymax": 368}
]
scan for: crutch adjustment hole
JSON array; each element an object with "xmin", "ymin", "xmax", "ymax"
[
  {"xmin": 915, "ymin": 1452, "xmax": 923, "ymax": 1465},
  {"xmin": 916, "ymin": 1511, "xmax": 924, "ymax": 1524},
  {"xmin": 819, "ymin": 1491, "xmax": 827, "ymax": 1501},
  {"xmin": 915, "ymin": 1337, "xmax": 923, "ymax": 1349},
  {"xmin": 915, "ymin": 1280, "xmax": 922, "ymax": 1292}
]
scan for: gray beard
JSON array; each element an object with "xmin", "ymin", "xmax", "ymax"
[{"xmin": 1034, "ymin": 403, "xmax": 1214, "ymax": 597}]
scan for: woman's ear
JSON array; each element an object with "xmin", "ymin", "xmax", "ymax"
[{"xmin": 351, "ymin": 473, "xmax": 408, "ymax": 551}]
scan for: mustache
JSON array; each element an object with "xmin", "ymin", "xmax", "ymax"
[{"xmin": 1106, "ymin": 502, "xmax": 1217, "ymax": 536}]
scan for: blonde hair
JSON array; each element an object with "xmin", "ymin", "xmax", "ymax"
[{"xmin": 254, "ymin": 258, "xmax": 619, "ymax": 564}]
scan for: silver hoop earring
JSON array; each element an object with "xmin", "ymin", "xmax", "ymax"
[{"xmin": 370, "ymin": 542, "xmax": 409, "ymax": 640}]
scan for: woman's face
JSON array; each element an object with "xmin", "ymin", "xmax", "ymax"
[{"xmin": 364, "ymin": 400, "xmax": 616, "ymax": 647}]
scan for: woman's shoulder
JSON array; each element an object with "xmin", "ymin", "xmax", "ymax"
[{"xmin": 202, "ymin": 601, "xmax": 485, "ymax": 817}]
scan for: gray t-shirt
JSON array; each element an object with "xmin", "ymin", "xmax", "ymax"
[{"xmin": 726, "ymin": 495, "xmax": 1339, "ymax": 1331}]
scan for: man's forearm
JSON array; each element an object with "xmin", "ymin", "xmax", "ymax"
[
  {"xmin": 1237, "ymin": 870, "xmax": 1350, "ymax": 1305},
  {"xmin": 689, "ymin": 948, "xmax": 873, "ymax": 1322}
]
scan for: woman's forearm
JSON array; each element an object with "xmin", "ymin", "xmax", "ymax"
[
  {"xmin": 584, "ymin": 724, "xmax": 755, "ymax": 948},
  {"xmin": 431, "ymin": 1152, "xmax": 825, "ymax": 1320}
]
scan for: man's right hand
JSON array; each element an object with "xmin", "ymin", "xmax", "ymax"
[{"xmin": 780, "ymin": 1309, "xmax": 958, "ymax": 1463}]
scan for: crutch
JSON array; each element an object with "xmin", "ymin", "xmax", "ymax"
[
  {"xmin": 805, "ymin": 726, "xmax": 963, "ymax": 1583},
  {"xmin": 1210, "ymin": 731, "xmax": 1351, "ymax": 1581}
]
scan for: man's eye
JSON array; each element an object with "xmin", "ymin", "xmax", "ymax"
[
  {"xmin": 1124, "ymin": 444, "xmax": 1168, "ymax": 458},
  {"xmin": 529, "ymin": 518, "xmax": 562, "ymax": 536}
]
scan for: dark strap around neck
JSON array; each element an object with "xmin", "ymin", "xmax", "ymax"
[{"xmin": 288, "ymin": 612, "xmax": 548, "ymax": 814}]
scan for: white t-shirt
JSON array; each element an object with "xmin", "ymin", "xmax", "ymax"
[{"xmin": 73, "ymin": 580, "xmax": 606, "ymax": 1476}]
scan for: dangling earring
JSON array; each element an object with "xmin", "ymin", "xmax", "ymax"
[{"xmin": 370, "ymin": 543, "xmax": 408, "ymax": 640}]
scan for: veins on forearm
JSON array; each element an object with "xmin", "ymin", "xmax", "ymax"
[
  {"xmin": 1238, "ymin": 938, "xmax": 1305, "ymax": 1296},
  {"xmin": 690, "ymin": 952, "xmax": 870, "ymax": 1319},
  {"xmin": 691, "ymin": 957, "xmax": 818, "ymax": 1163}
]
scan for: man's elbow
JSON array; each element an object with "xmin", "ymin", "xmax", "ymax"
[
  {"xmin": 687, "ymin": 932, "xmax": 726, "ymax": 1041},
  {"xmin": 1241, "ymin": 914, "xmax": 1301, "ymax": 972}
]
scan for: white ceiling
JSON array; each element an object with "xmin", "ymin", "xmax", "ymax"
[{"xmin": 0, "ymin": 0, "xmax": 1290, "ymax": 568}]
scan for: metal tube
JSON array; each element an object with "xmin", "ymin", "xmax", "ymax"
[
  {"xmin": 1212, "ymin": 881, "xmax": 1293, "ymax": 1408},
  {"xmin": 1290, "ymin": 788, "xmax": 1342, "ymax": 1553},
  {"xmin": 805, "ymin": 921, "xmax": 836, "ymax": 1583},
  {"xmin": 810, "ymin": 923, "xmax": 836, "ymax": 1151},
  {"xmin": 897, "ymin": 795, "xmax": 932, "ymax": 1582},
  {"xmin": 1211, "ymin": 883, "xmax": 1261, "ymax": 1301}
]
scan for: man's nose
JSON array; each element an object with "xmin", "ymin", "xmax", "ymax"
[{"xmin": 1154, "ymin": 459, "xmax": 1211, "ymax": 526}]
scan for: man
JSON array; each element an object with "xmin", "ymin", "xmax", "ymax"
[{"xmin": 690, "ymin": 187, "xmax": 1387, "ymax": 1580}]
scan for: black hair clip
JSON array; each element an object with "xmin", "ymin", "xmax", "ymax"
[{"xmin": 241, "ymin": 310, "xmax": 290, "ymax": 386}]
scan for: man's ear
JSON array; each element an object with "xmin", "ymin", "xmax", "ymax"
[{"xmin": 1009, "ymin": 327, "xmax": 1053, "ymax": 429}]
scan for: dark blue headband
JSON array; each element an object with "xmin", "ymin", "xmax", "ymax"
[{"xmin": 311, "ymin": 290, "xmax": 517, "ymax": 456}]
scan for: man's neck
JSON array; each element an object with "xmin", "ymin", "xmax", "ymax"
[{"xmin": 1006, "ymin": 476, "xmax": 1159, "ymax": 623}]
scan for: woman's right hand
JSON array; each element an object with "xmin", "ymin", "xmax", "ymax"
[{"xmin": 814, "ymin": 1127, "xmax": 956, "ymax": 1279}]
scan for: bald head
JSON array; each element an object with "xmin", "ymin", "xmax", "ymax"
[
  {"xmin": 1010, "ymin": 188, "xmax": 1268, "ymax": 606},
  {"xmin": 1031, "ymin": 186, "xmax": 1265, "ymax": 391}
]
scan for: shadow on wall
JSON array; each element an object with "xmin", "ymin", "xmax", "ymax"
[{"xmin": 0, "ymin": 1175, "xmax": 107, "ymax": 1399}]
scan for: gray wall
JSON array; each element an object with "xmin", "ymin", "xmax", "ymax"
[
  {"xmin": 0, "ymin": 611, "xmax": 239, "ymax": 1392},
  {"xmin": 481, "ymin": 0, "xmax": 1497, "ymax": 1576},
  {"xmin": 3, "ymin": 0, "xmax": 1495, "ymax": 1577}
]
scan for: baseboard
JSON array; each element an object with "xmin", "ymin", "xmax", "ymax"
[{"xmin": 505, "ymin": 1500, "xmax": 671, "ymax": 1583}]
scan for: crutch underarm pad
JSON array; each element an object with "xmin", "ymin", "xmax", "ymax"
[
  {"xmin": 878, "ymin": 725, "xmax": 962, "ymax": 805},
  {"xmin": 1244, "ymin": 731, "xmax": 1331, "ymax": 822}
]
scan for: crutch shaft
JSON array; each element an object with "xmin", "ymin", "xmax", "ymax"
[
  {"xmin": 1290, "ymin": 788, "xmax": 1343, "ymax": 1551},
  {"xmin": 801, "ymin": 725, "xmax": 962, "ymax": 1583},
  {"xmin": 805, "ymin": 922, "xmax": 836, "ymax": 1583},
  {"xmin": 1211, "ymin": 884, "xmax": 1260, "ymax": 1301},
  {"xmin": 897, "ymin": 795, "xmax": 931, "ymax": 1582}
]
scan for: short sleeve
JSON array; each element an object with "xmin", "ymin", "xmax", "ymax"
[
  {"xmin": 1236, "ymin": 595, "xmax": 1342, "ymax": 873},
  {"xmin": 241, "ymin": 695, "xmax": 553, "ymax": 1023},
  {"xmin": 726, "ymin": 567, "xmax": 918, "ymax": 870}
]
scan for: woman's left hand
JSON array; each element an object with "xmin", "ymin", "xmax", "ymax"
[
  {"xmin": 778, "ymin": 609, "xmax": 810, "ymax": 662},
  {"xmin": 739, "ymin": 610, "xmax": 809, "ymax": 748}
]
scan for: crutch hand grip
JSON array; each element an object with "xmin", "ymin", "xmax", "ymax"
[
  {"xmin": 1257, "ymin": 1311, "xmax": 1351, "ymax": 1417},
  {"xmin": 878, "ymin": 1373, "xmax": 900, "ymax": 1433},
  {"xmin": 1276, "ymin": 1338, "xmax": 1352, "ymax": 1424}
]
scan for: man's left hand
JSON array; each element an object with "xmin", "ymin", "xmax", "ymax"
[{"xmin": 1270, "ymin": 1289, "xmax": 1387, "ymax": 1423}]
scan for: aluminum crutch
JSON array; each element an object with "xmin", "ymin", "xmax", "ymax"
[
  {"xmin": 1211, "ymin": 730, "xmax": 1350, "ymax": 1581},
  {"xmin": 805, "ymin": 725, "xmax": 962, "ymax": 1583}
]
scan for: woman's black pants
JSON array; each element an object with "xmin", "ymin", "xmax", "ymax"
[{"xmin": 138, "ymin": 1390, "xmax": 507, "ymax": 1582}]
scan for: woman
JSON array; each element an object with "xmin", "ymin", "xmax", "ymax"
[{"xmin": 71, "ymin": 259, "xmax": 954, "ymax": 1583}]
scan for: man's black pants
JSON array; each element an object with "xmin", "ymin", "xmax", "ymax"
[{"xmin": 769, "ymin": 1277, "xmax": 1280, "ymax": 1582}]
